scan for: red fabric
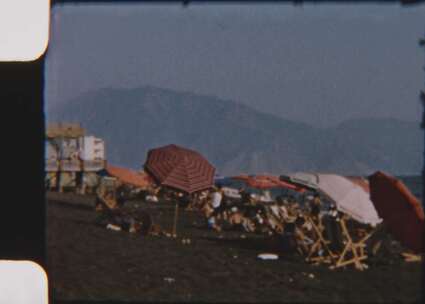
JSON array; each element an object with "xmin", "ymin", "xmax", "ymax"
[
  {"xmin": 233, "ymin": 175, "xmax": 305, "ymax": 192},
  {"xmin": 144, "ymin": 144, "xmax": 215, "ymax": 194},
  {"xmin": 369, "ymin": 171, "xmax": 424, "ymax": 253},
  {"xmin": 106, "ymin": 165, "xmax": 154, "ymax": 188}
]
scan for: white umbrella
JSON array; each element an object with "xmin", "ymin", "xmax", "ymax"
[
  {"xmin": 316, "ymin": 174, "xmax": 382, "ymax": 226},
  {"xmin": 288, "ymin": 172, "xmax": 320, "ymax": 190}
]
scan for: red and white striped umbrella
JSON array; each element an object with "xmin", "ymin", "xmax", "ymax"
[{"xmin": 144, "ymin": 144, "xmax": 215, "ymax": 194}]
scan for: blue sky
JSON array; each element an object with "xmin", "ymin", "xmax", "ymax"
[{"xmin": 46, "ymin": 3, "xmax": 425, "ymax": 127}]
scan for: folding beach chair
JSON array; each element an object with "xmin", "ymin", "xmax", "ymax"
[
  {"xmin": 294, "ymin": 222, "xmax": 314, "ymax": 256},
  {"xmin": 304, "ymin": 214, "xmax": 338, "ymax": 265},
  {"xmin": 332, "ymin": 214, "xmax": 374, "ymax": 271}
]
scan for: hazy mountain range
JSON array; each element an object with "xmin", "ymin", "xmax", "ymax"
[{"xmin": 48, "ymin": 86, "xmax": 422, "ymax": 176}]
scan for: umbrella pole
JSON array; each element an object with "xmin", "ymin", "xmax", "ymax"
[{"xmin": 172, "ymin": 201, "xmax": 179, "ymax": 237}]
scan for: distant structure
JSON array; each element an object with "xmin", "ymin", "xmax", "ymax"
[{"xmin": 45, "ymin": 122, "xmax": 106, "ymax": 194}]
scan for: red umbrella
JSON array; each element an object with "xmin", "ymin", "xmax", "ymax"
[
  {"xmin": 144, "ymin": 144, "xmax": 215, "ymax": 194},
  {"xmin": 233, "ymin": 174, "xmax": 305, "ymax": 192},
  {"xmin": 106, "ymin": 165, "xmax": 154, "ymax": 189},
  {"xmin": 369, "ymin": 171, "xmax": 424, "ymax": 253}
]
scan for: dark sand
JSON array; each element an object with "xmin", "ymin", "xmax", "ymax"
[{"xmin": 47, "ymin": 192, "xmax": 423, "ymax": 303}]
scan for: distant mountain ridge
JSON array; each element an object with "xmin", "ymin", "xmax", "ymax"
[{"xmin": 48, "ymin": 86, "xmax": 422, "ymax": 176}]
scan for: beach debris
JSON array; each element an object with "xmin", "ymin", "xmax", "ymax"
[
  {"xmin": 257, "ymin": 253, "xmax": 279, "ymax": 260},
  {"xmin": 163, "ymin": 277, "xmax": 175, "ymax": 283},
  {"xmin": 146, "ymin": 195, "xmax": 159, "ymax": 203},
  {"xmin": 308, "ymin": 273, "xmax": 315, "ymax": 279},
  {"xmin": 372, "ymin": 240, "xmax": 382, "ymax": 256},
  {"xmin": 182, "ymin": 238, "xmax": 192, "ymax": 245},
  {"xmin": 240, "ymin": 234, "xmax": 246, "ymax": 239},
  {"xmin": 401, "ymin": 252, "xmax": 422, "ymax": 262},
  {"xmin": 106, "ymin": 224, "xmax": 121, "ymax": 231},
  {"xmin": 289, "ymin": 277, "xmax": 294, "ymax": 283}
]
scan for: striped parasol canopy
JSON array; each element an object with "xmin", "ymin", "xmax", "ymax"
[{"xmin": 144, "ymin": 144, "xmax": 216, "ymax": 194}]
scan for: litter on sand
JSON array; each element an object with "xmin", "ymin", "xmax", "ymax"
[{"xmin": 257, "ymin": 253, "xmax": 279, "ymax": 260}]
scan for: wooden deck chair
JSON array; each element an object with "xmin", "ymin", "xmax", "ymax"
[
  {"xmin": 264, "ymin": 205, "xmax": 284, "ymax": 234},
  {"xmin": 294, "ymin": 225, "xmax": 314, "ymax": 256},
  {"xmin": 332, "ymin": 215, "xmax": 374, "ymax": 271},
  {"xmin": 304, "ymin": 215, "xmax": 338, "ymax": 264}
]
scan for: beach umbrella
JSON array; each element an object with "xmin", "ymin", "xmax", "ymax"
[
  {"xmin": 232, "ymin": 175, "xmax": 305, "ymax": 192},
  {"xmin": 104, "ymin": 165, "xmax": 154, "ymax": 189},
  {"xmin": 346, "ymin": 176, "xmax": 370, "ymax": 193},
  {"xmin": 369, "ymin": 171, "xmax": 424, "ymax": 253},
  {"xmin": 144, "ymin": 144, "xmax": 215, "ymax": 194},
  {"xmin": 283, "ymin": 172, "xmax": 320, "ymax": 191},
  {"xmin": 315, "ymin": 174, "xmax": 382, "ymax": 226}
]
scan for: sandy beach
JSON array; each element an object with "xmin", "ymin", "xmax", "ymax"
[{"xmin": 47, "ymin": 192, "xmax": 423, "ymax": 303}]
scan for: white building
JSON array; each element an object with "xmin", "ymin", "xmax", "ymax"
[{"xmin": 78, "ymin": 136, "xmax": 105, "ymax": 161}]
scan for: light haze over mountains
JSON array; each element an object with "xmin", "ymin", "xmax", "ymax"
[
  {"xmin": 46, "ymin": 4, "xmax": 424, "ymax": 174},
  {"xmin": 49, "ymin": 86, "xmax": 422, "ymax": 176}
]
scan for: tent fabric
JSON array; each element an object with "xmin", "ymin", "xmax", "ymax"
[
  {"xmin": 232, "ymin": 175, "xmax": 305, "ymax": 192},
  {"xmin": 369, "ymin": 171, "xmax": 424, "ymax": 253},
  {"xmin": 106, "ymin": 165, "xmax": 154, "ymax": 189},
  {"xmin": 144, "ymin": 144, "xmax": 215, "ymax": 194},
  {"xmin": 315, "ymin": 174, "xmax": 382, "ymax": 226}
]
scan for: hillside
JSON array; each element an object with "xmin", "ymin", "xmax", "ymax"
[{"xmin": 48, "ymin": 86, "xmax": 422, "ymax": 175}]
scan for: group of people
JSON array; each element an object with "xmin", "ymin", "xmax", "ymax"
[
  {"xmin": 93, "ymin": 177, "xmax": 335, "ymax": 245},
  {"xmin": 205, "ymin": 186, "xmax": 358, "ymax": 257},
  {"xmin": 194, "ymin": 185, "xmax": 321, "ymax": 235},
  {"xmin": 94, "ymin": 179, "xmax": 153, "ymax": 234}
]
